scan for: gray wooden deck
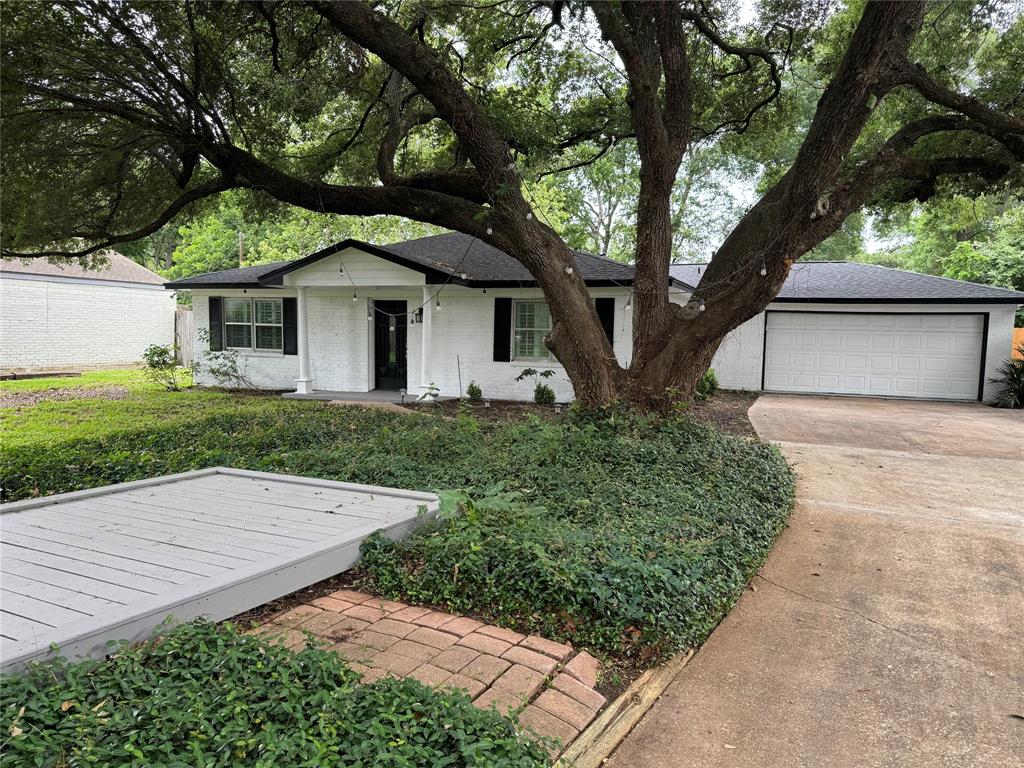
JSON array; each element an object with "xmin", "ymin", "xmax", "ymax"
[{"xmin": 0, "ymin": 467, "xmax": 438, "ymax": 674}]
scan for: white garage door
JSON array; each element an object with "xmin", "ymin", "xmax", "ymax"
[{"xmin": 763, "ymin": 312, "xmax": 984, "ymax": 401}]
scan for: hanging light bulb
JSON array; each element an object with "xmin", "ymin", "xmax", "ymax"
[
  {"xmin": 352, "ymin": 291, "xmax": 358, "ymax": 301},
  {"xmin": 625, "ymin": 294, "xmax": 632, "ymax": 311},
  {"xmin": 389, "ymin": 319, "xmax": 396, "ymax": 332},
  {"xmin": 436, "ymin": 298, "xmax": 442, "ymax": 312},
  {"xmin": 565, "ymin": 266, "xmax": 573, "ymax": 275},
  {"xmin": 699, "ymin": 301, "xmax": 706, "ymax": 312},
  {"xmin": 526, "ymin": 212, "xmax": 533, "ymax": 220},
  {"xmin": 759, "ymin": 262, "xmax": 767, "ymax": 277},
  {"xmin": 486, "ymin": 226, "xmax": 493, "ymax": 235}
]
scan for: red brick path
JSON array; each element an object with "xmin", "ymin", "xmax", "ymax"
[{"xmin": 249, "ymin": 589, "xmax": 606, "ymax": 757}]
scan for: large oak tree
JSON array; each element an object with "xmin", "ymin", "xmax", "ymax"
[{"xmin": 2, "ymin": 0, "xmax": 1022, "ymax": 407}]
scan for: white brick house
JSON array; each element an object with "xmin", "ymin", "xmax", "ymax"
[
  {"xmin": 167, "ymin": 233, "xmax": 1024, "ymax": 403},
  {"xmin": 1, "ymin": 253, "xmax": 175, "ymax": 372}
]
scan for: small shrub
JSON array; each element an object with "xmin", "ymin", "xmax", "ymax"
[
  {"xmin": 140, "ymin": 343, "xmax": 183, "ymax": 391},
  {"xmin": 695, "ymin": 368, "xmax": 718, "ymax": 402},
  {"xmin": 0, "ymin": 620, "xmax": 549, "ymax": 767},
  {"xmin": 515, "ymin": 368, "xmax": 557, "ymax": 406},
  {"xmin": 989, "ymin": 345, "xmax": 1024, "ymax": 408},
  {"xmin": 466, "ymin": 380, "xmax": 483, "ymax": 400},
  {"xmin": 192, "ymin": 329, "xmax": 257, "ymax": 389},
  {"xmin": 534, "ymin": 383, "xmax": 556, "ymax": 405}
]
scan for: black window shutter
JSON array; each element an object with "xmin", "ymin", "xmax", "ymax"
[
  {"xmin": 595, "ymin": 297, "xmax": 615, "ymax": 347},
  {"xmin": 208, "ymin": 297, "xmax": 224, "ymax": 351},
  {"xmin": 493, "ymin": 297, "xmax": 513, "ymax": 362},
  {"xmin": 282, "ymin": 297, "xmax": 298, "ymax": 355}
]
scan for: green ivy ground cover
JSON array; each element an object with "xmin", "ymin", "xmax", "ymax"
[
  {"xmin": 1, "ymin": 372, "xmax": 794, "ymax": 657},
  {"xmin": 1, "ymin": 620, "xmax": 549, "ymax": 768}
]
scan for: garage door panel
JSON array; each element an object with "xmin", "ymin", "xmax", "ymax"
[{"xmin": 764, "ymin": 312, "xmax": 983, "ymax": 401}]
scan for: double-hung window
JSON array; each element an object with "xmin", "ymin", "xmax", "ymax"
[
  {"xmin": 512, "ymin": 300, "xmax": 552, "ymax": 360},
  {"xmin": 223, "ymin": 297, "xmax": 283, "ymax": 351}
]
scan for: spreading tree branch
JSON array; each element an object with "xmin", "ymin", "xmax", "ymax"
[{"xmin": 1, "ymin": 176, "xmax": 235, "ymax": 259}]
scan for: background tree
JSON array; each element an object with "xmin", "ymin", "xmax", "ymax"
[{"xmin": 2, "ymin": 1, "xmax": 1022, "ymax": 408}]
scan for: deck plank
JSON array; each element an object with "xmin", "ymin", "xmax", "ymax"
[
  {"xmin": 3, "ymin": 525, "xmax": 236, "ymax": 575},
  {"xmin": 6, "ymin": 515, "xmax": 265, "ymax": 565},
  {"xmin": 2, "ymin": 558, "xmax": 158, "ymax": 602},
  {"xmin": 1, "ymin": 547, "xmax": 174, "ymax": 593},
  {"xmin": 1, "ymin": 467, "xmax": 437, "ymax": 673},
  {"xmin": 54, "ymin": 501, "xmax": 315, "ymax": 553},
  {"xmin": 0, "ymin": 588, "xmax": 92, "ymax": 628},
  {"xmin": 1, "ymin": 532, "xmax": 215, "ymax": 581},
  {"xmin": 121, "ymin": 487, "xmax": 385, "ymax": 531},
  {"xmin": 182, "ymin": 478, "xmax": 402, "ymax": 519}
]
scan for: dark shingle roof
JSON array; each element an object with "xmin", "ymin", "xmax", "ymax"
[
  {"xmin": 669, "ymin": 261, "xmax": 1024, "ymax": 303},
  {"xmin": 380, "ymin": 232, "xmax": 635, "ymax": 284},
  {"xmin": 1, "ymin": 251, "xmax": 166, "ymax": 285},
  {"xmin": 164, "ymin": 260, "xmax": 292, "ymax": 287},
  {"xmin": 164, "ymin": 233, "xmax": 636, "ymax": 288}
]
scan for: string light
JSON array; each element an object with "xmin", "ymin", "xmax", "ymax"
[
  {"xmin": 435, "ymin": 298, "xmax": 442, "ymax": 312},
  {"xmin": 526, "ymin": 212, "xmax": 533, "ymax": 220},
  {"xmin": 760, "ymin": 261, "xmax": 767, "ymax": 276},
  {"xmin": 352, "ymin": 291, "xmax": 358, "ymax": 301},
  {"xmin": 699, "ymin": 301, "xmax": 706, "ymax": 312},
  {"xmin": 625, "ymin": 295, "xmax": 632, "ymax": 311},
  {"xmin": 565, "ymin": 266, "xmax": 573, "ymax": 275},
  {"xmin": 486, "ymin": 227, "xmax": 493, "ymax": 235}
]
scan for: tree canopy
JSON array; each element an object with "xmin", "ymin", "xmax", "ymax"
[{"xmin": 2, "ymin": 1, "xmax": 1022, "ymax": 406}]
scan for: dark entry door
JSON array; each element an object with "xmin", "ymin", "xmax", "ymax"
[{"xmin": 373, "ymin": 301, "xmax": 407, "ymax": 390}]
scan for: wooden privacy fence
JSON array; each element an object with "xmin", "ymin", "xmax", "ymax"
[
  {"xmin": 175, "ymin": 307, "xmax": 194, "ymax": 367},
  {"xmin": 1013, "ymin": 327, "xmax": 1024, "ymax": 360}
]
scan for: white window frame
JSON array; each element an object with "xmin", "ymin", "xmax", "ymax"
[
  {"xmin": 223, "ymin": 297, "xmax": 284, "ymax": 352},
  {"xmin": 253, "ymin": 298, "xmax": 284, "ymax": 351},
  {"xmin": 512, "ymin": 299, "xmax": 553, "ymax": 361}
]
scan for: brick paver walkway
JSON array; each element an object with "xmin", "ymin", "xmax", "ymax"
[{"xmin": 249, "ymin": 589, "xmax": 606, "ymax": 757}]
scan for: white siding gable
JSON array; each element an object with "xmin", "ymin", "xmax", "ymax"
[{"xmin": 282, "ymin": 247, "xmax": 426, "ymax": 287}]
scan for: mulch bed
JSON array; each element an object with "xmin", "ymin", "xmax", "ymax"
[
  {"xmin": 685, "ymin": 390, "xmax": 760, "ymax": 438},
  {"xmin": 0, "ymin": 385, "xmax": 131, "ymax": 409}
]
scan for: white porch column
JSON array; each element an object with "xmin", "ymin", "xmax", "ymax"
[
  {"xmin": 295, "ymin": 286, "xmax": 312, "ymax": 394},
  {"xmin": 420, "ymin": 286, "xmax": 433, "ymax": 388}
]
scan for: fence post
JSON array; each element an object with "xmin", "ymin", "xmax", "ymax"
[{"xmin": 175, "ymin": 307, "xmax": 194, "ymax": 367}]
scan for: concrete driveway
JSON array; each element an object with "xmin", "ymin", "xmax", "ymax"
[{"xmin": 609, "ymin": 395, "xmax": 1023, "ymax": 768}]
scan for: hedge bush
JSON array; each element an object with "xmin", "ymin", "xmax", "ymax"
[
  {"xmin": 1, "ymin": 397, "xmax": 793, "ymax": 657},
  {"xmin": 0, "ymin": 620, "xmax": 548, "ymax": 768}
]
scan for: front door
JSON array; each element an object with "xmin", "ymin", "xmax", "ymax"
[{"xmin": 373, "ymin": 300, "xmax": 408, "ymax": 390}]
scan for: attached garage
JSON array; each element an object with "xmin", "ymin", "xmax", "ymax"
[
  {"xmin": 670, "ymin": 261, "xmax": 1024, "ymax": 403},
  {"xmin": 762, "ymin": 311, "xmax": 985, "ymax": 401}
]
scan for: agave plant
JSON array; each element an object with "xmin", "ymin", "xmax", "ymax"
[{"xmin": 989, "ymin": 344, "xmax": 1024, "ymax": 409}]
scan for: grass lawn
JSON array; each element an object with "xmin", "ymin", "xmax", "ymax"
[{"xmin": 1, "ymin": 370, "xmax": 793, "ymax": 659}]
